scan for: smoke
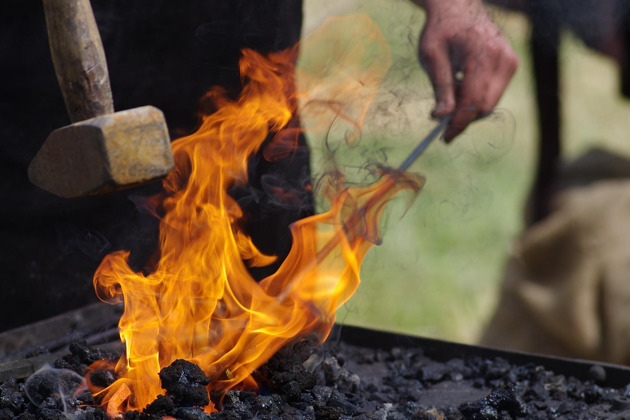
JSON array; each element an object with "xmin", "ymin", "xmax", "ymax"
[
  {"xmin": 25, "ymin": 365, "xmax": 88, "ymax": 419},
  {"xmin": 297, "ymin": 14, "xmax": 396, "ymax": 204},
  {"xmin": 305, "ymin": 3, "xmax": 529, "ymax": 223},
  {"xmin": 297, "ymin": 11, "xmax": 516, "ymax": 230},
  {"xmin": 53, "ymin": 222, "xmax": 110, "ymax": 261}
]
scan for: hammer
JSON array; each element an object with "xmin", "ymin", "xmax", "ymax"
[{"xmin": 28, "ymin": 0, "xmax": 174, "ymax": 198}]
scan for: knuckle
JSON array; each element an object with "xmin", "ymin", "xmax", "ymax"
[
  {"xmin": 479, "ymin": 102, "xmax": 494, "ymax": 115},
  {"xmin": 506, "ymin": 51, "xmax": 519, "ymax": 73},
  {"xmin": 454, "ymin": 106, "xmax": 478, "ymax": 124},
  {"xmin": 419, "ymin": 42, "xmax": 440, "ymax": 60}
]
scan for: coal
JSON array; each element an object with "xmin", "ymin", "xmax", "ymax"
[
  {"xmin": 143, "ymin": 394, "xmax": 175, "ymax": 417},
  {"xmin": 159, "ymin": 359, "xmax": 211, "ymax": 407},
  {"xmin": 53, "ymin": 340, "xmax": 118, "ymax": 376},
  {"xmin": 2, "ymin": 336, "xmax": 630, "ymax": 419}
]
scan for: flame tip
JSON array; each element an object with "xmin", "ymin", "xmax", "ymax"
[{"xmin": 89, "ymin": 15, "xmax": 415, "ymax": 415}]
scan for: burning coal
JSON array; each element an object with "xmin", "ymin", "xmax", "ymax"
[{"xmin": 90, "ymin": 15, "xmax": 424, "ymax": 416}]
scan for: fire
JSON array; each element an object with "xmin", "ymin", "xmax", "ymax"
[{"xmin": 90, "ymin": 15, "xmax": 424, "ymax": 415}]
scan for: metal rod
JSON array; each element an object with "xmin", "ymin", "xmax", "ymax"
[
  {"xmin": 280, "ymin": 117, "xmax": 453, "ymax": 300},
  {"xmin": 398, "ymin": 116, "xmax": 452, "ymax": 171}
]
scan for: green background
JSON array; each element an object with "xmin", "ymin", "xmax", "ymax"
[{"xmin": 299, "ymin": 0, "xmax": 630, "ymax": 344}]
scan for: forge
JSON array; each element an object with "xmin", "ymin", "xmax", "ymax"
[{"xmin": 2, "ymin": 303, "xmax": 630, "ymax": 419}]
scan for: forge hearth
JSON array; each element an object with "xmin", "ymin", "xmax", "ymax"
[{"xmin": 2, "ymin": 304, "xmax": 630, "ymax": 419}]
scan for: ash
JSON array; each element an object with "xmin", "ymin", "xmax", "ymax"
[{"xmin": 2, "ymin": 339, "xmax": 630, "ymax": 419}]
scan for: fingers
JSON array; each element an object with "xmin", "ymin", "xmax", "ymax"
[
  {"xmin": 443, "ymin": 34, "xmax": 519, "ymax": 142},
  {"xmin": 444, "ymin": 105, "xmax": 478, "ymax": 143},
  {"xmin": 481, "ymin": 45, "xmax": 519, "ymax": 113},
  {"xmin": 417, "ymin": 0, "xmax": 519, "ymax": 143},
  {"xmin": 419, "ymin": 31, "xmax": 456, "ymax": 118},
  {"xmin": 443, "ymin": 57, "xmax": 489, "ymax": 142}
]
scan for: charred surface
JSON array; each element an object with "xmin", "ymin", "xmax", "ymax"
[
  {"xmin": 2, "ymin": 334, "xmax": 630, "ymax": 419},
  {"xmin": 54, "ymin": 341, "xmax": 118, "ymax": 376},
  {"xmin": 159, "ymin": 359, "xmax": 211, "ymax": 407}
]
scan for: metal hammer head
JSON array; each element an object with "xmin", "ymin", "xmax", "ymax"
[{"xmin": 28, "ymin": 105, "xmax": 174, "ymax": 198}]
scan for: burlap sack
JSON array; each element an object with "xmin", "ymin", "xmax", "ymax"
[{"xmin": 482, "ymin": 152, "xmax": 630, "ymax": 364}]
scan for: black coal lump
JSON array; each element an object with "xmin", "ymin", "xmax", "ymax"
[
  {"xmin": 69, "ymin": 341, "xmax": 117, "ymax": 367},
  {"xmin": 250, "ymin": 393, "xmax": 284, "ymax": 417},
  {"xmin": 583, "ymin": 384, "xmax": 604, "ymax": 404},
  {"xmin": 446, "ymin": 358, "xmax": 469, "ymax": 381},
  {"xmin": 221, "ymin": 390, "xmax": 254, "ymax": 418},
  {"xmin": 159, "ymin": 359, "xmax": 211, "ymax": 407},
  {"xmin": 143, "ymin": 394, "xmax": 175, "ymax": 418},
  {"xmin": 458, "ymin": 387, "xmax": 527, "ymax": 419},
  {"xmin": 88, "ymin": 368, "xmax": 117, "ymax": 389},
  {"xmin": 258, "ymin": 336, "xmax": 319, "ymax": 399},
  {"xmin": 0, "ymin": 378, "xmax": 27, "ymax": 415},
  {"xmin": 314, "ymin": 404, "xmax": 343, "ymax": 420},
  {"xmin": 326, "ymin": 389, "xmax": 357, "ymax": 415},
  {"xmin": 172, "ymin": 406, "xmax": 211, "ymax": 420},
  {"xmin": 35, "ymin": 396, "xmax": 67, "ymax": 420},
  {"xmin": 418, "ymin": 362, "xmax": 450, "ymax": 383},
  {"xmin": 54, "ymin": 341, "xmax": 118, "ymax": 376},
  {"xmin": 78, "ymin": 406, "xmax": 109, "ymax": 420},
  {"xmin": 484, "ymin": 358, "xmax": 511, "ymax": 383}
]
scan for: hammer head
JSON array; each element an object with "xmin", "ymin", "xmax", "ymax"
[{"xmin": 28, "ymin": 105, "xmax": 174, "ymax": 198}]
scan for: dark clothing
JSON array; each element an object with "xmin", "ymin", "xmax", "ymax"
[{"xmin": 0, "ymin": 1, "xmax": 310, "ymax": 331}]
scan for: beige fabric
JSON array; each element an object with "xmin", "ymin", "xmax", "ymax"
[{"xmin": 482, "ymin": 178, "xmax": 630, "ymax": 364}]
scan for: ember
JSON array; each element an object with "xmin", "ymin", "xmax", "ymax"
[{"xmin": 89, "ymin": 15, "xmax": 421, "ymax": 416}]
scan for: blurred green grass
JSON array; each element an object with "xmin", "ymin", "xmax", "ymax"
[{"xmin": 300, "ymin": 0, "xmax": 630, "ymax": 343}]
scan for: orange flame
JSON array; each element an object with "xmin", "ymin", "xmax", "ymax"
[{"xmin": 90, "ymin": 15, "xmax": 423, "ymax": 416}]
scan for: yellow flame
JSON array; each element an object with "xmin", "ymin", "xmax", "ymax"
[{"xmin": 90, "ymin": 15, "xmax": 423, "ymax": 416}]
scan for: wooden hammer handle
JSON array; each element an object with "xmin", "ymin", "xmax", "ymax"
[{"xmin": 43, "ymin": 0, "xmax": 114, "ymax": 123}]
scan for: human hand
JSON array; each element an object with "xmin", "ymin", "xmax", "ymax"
[{"xmin": 417, "ymin": 0, "xmax": 518, "ymax": 142}]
